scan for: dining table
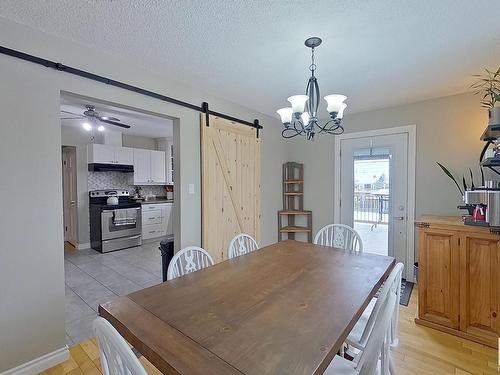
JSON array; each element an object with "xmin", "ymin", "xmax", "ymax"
[{"xmin": 99, "ymin": 240, "xmax": 395, "ymax": 375}]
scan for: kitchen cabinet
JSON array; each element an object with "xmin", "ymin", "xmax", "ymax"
[
  {"xmin": 133, "ymin": 149, "xmax": 166, "ymax": 185},
  {"xmin": 87, "ymin": 144, "xmax": 133, "ymax": 165},
  {"xmin": 142, "ymin": 203, "xmax": 172, "ymax": 240},
  {"xmin": 416, "ymin": 215, "xmax": 500, "ymax": 348}
]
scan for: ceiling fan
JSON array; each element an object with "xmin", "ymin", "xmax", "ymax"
[{"xmin": 61, "ymin": 105, "xmax": 131, "ymax": 129}]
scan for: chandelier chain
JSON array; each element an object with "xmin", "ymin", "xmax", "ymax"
[{"xmin": 309, "ymin": 47, "xmax": 316, "ymax": 73}]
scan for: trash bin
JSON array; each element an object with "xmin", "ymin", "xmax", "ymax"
[{"xmin": 159, "ymin": 235, "xmax": 174, "ymax": 282}]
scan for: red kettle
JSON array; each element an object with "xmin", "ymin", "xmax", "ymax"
[{"xmin": 473, "ymin": 205, "xmax": 486, "ymax": 221}]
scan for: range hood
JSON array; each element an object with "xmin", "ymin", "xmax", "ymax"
[{"xmin": 88, "ymin": 163, "xmax": 133, "ymax": 172}]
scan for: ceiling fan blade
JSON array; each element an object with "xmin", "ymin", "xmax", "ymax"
[
  {"xmin": 61, "ymin": 110, "xmax": 85, "ymax": 117},
  {"xmin": 100, "ymin": 119, "xmax": 131, "ymax": 129},
  {"xmin": 61, "ymin": 117, "xmax": 85, "ymax": 120},
  {"xmin": 99, "ymin": 116, "xmax": 120, "ymax": 122}
]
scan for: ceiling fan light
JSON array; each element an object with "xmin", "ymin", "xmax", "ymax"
[
  {"xmin": 97, "ymin": 125, "xmax": 105, "ymax": 132},
  {"xmin": 277, "ymin": 107, "xmax": 293, "ymax": 124},
  {"xmin": 82, "ymin": 122, "xmax": 92, "ymax": 131},
  {"xmin": 287, "ymin": 95, "xmax": 309, "ymax": 114},
  {"xmin": 324, "ymin": 94, "xmax": 347, "ymax": 113},
  {"xmin": 337, "ymin": 103, "xmax": 347, "ymax": 119}
]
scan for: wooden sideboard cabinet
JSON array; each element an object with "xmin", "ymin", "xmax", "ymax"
[{"xmin": 416, "ymin": 215, "xmax": 500, "ymax": 348}]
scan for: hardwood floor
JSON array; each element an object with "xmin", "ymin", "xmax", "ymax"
[{"xmin": 42, "ymin": 288, "xmax": 498, "ymax": 374}]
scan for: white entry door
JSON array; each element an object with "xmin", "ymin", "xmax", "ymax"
[{"xmin": 336, "ymin": 130, "xmax": 413, "ymax": 278}]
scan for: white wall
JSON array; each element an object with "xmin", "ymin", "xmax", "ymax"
[
  {"xmin": 122, "ymin": 133, "xmax": 157, "ymax": 150},
  {"xmin": 287, "ymin": 91, "xmax": 489, "ymax": 245},
  {"xmin": 0, "ymin": 18, "xmax": 286, "ymax": 372}
]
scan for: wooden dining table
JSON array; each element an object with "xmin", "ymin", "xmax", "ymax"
[{"xmin": 99, "ymin": 240, "xmax": 395, "ymax": 375}]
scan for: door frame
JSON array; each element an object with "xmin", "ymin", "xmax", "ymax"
[
  {"xmin": 334, "ymin": 125, "xmax": 416, "ymax": 281},
  {"xmin": 62, "ymin": 145, "xmax": 79, "ymax": 247}
]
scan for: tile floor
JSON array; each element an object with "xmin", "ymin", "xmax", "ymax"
[{"xmin": 64, "ymin": 241, "xmax": 163, "ymax": 346}]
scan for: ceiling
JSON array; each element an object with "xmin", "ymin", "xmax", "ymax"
[
  {"xmin": 2, "ymin": 1, "xmax": 500, "ymax": 117},
  {"xmin": 61, "ymin": 94, "xmax": 173, "ymax": 138}
]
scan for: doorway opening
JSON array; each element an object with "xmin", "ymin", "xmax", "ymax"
[
  {"xmin": 60, "ymin": 92, "xmax": 178, "ymax": 347},
  {"xmin": 334, "ymin": 125, "xmax": 416, "ymax": 281},
  {"xmin": 353, "ymin": 151, "xmax": 390, "ymax": 256}
]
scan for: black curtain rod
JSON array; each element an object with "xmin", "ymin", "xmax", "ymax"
[{"xmin": 0, "ymin": 45, "xmax": 262, "ymax": 132}]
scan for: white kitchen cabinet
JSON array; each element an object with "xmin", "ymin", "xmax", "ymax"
[
  {"xmin": 150, "ymin": 150, "xmax": 166, "ymax": 184},
  {"xmin": 87, "ymin": 144, "xmax": 133, "ymax": 165},
  {"xmin": 141, "ymin": 203, "xmax": 172, "ymax": 240},
  {"xmin": 133, "ymin": 149, "xmax": 166, "ymax": 185}
]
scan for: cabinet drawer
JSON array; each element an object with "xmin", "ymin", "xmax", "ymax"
[
  {"xmin": 142, "ymin": 224, "xmax": 167, "ymax": 240},
  {"xmin": 142, "ymin": 209, "xmax": 162, "ymax": 225}
]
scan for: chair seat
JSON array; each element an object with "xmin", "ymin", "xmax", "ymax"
[
  {"xmin": 323, "ymin": 355, "xmax": 358, "ymax": 375},
  {"xmin": 346, "ymin": 297, "xmax": 377, "ymax": 348}
]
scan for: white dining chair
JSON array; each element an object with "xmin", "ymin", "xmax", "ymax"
[
  {"xmin": 314, "ymin": 224, "xmax": 363, "ymax": 252},
  {"xmin": 93, "ymin": 317, "xmax": 147, "ymax": 375},
  {"xmin": 227, "ymin": 233, "xmax": 259, "ymax": 259},
  {"xmin": 167, "ymin": 246, "xmax": 214, "ymax": 280},
  {"xmin": 345, "ymin": 262, "xmax": 404, "ymax": 374},
  {"xmin": 324, "ymin": 291, "xmax": 397, "ymax": 375}
]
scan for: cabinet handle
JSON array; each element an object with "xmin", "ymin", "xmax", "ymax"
[{"xmin": 493, "ymin": 312, "xmax": 497, "ymax": 318}]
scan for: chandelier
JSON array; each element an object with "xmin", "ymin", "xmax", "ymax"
[{"xmin": 277, "ymin": 37, "xmax": 347, "ymax": 140}]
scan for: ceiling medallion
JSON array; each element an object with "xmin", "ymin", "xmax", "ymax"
[{"xmin": 277, "ymin": 37, "xmax": 347, "ymax": 140}]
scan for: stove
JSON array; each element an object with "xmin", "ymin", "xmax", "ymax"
[{"xmin": 89, "ymin": 190, "xmax": 142, "ymax": 253}]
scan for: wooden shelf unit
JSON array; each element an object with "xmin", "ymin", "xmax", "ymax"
[{"xmin": 278, "ymin": 162, "xmax": 313, "ymax": 242}]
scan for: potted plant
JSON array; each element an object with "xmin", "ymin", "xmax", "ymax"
[{"xmin": 472, "ymin": 66, "xmax": 500, "ymax": 125}]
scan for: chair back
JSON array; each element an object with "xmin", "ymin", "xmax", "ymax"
[
  {"xmin": 314, "ymin": 224, "xmax": 363, "ymax": 252},
  {"xmin": 167, "ymin": 246, "xmax": 214, "ymax": 280},
  {"xmin": 228, "ymin": 233, "xmax": 259, "ymax": 259},
  {"xmin": 356, "ymin": 291, "xmax": 397, "ymax": 375},
  {"xmin": 93, "ymin": 317, "xmax": 147, "ymax": 375},
  {"xmin": 359, "ymin": 262, "xmax": 404, "ymax": 346}
]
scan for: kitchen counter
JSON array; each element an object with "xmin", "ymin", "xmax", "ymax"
[
  {"xmin": 139, "ymin": 199, "xmax": 173, "ymax": 205},
  {"xmin": 415, "ymin": 214, "xmax": 495, "ymax": 234}
]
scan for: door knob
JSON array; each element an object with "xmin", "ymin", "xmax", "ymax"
[{"xmin": 394, "ymin": 216, "xmax": 405, "ymax": 221}]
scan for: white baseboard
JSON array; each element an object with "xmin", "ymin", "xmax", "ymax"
[
  {"xmin": 1, "ymin": 346, "xmax": 69, "ymax": 375},
  {"xmin": 78, "ymin": 242, "xmax": 90, "ymax": 249}
]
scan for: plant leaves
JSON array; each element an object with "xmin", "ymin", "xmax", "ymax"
[
  {"xmin": 469, "ymin": 168, "xmax": 475, "ymax": 189},
  {"xmin": 462, "ymin": 175, "xmax": 468, "ymax": 192},
  {"xmin": 481, "ymin": 167, "xmax": 485, "ymax": 186},
  {"xmin": 436, "ymin": 162, "xmax": 464, "ymax": 196}
]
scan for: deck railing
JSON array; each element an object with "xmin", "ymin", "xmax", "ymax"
[{"xmin": 353, "ymin": 192, "xmax": 389, "ymax": 224}]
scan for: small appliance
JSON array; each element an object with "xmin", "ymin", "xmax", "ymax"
[{"xmin": 463, "ymin": 182, "xmax": 500, "ymax": 227}]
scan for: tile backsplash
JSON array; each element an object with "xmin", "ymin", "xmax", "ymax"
[{"xmin": 88, "ymin": 172, "xmax": 167, "ymax": 196}]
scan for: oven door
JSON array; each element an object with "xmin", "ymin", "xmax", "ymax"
[{"xmin": 101, "ymin": 207, "xmax": 142, "ymax": 240}]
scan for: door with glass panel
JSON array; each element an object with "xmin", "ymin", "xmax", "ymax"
[{"xmin": 339, "ymin": 133, "xmax": 408, "ymax": 267}]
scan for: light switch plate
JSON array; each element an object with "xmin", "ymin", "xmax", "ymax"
[{"xmin": 188, "ymin": 184, "xmax": 195, "ymax": 194}]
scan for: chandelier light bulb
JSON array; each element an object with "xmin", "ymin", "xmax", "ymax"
[
  {"xmin": 82, "ymin": 122, "xmax": 92, "ymax": 131},
  {"xmin": 277, "ymin": 107, "xmax": 293, "ymax": 124},
  {"xmin": 337, "ymin": 103, "xmax": 347, "ymax": 119},
  {"xmin": 301, "ymin": 112, "xmax": 310, "ymax": 125},
  {"xmin": 287, "ymin": 95, "xmax": 309, "ymax": 114},
  {"xmin": 324, "ymin": 94, "xmax": 347, "ymax": 114},
  {"xmin": 97, "ymin": 125, "xmax": 105, "ymax": 132}
]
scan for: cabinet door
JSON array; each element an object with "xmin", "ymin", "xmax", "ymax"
[
  {"xmin": 163, "ymin": 203, "xmax": 173, "ymax": 235},
  {"xmin": 150, "ymin": 150, "xmax": 166, "ymax": 184},
  {"xmin": 115, "ymin": 147, "xmax": 134, "ymax": 165},
  {"xmin": 419, "ymin": 229, "xmax": 460, "ymax": 329},
  {"xmin": 88, "ymin": 144, "xmax": 115, "ymax": 164},
  {"xmin": 133, "ymin": 149, "xmax": 151, "ymax": 184},
  {"xmin": 460, "ymin": 233, "xmax": 500, "ymax": 342}
]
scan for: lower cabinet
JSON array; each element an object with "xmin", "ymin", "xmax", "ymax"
[
  {"xmin": 416, "ymin": 216, "xmax": 500, "ymax": 348},
  {"xmin": 142, "ymin": 203, "xmax": 173, "ymax": 240}
]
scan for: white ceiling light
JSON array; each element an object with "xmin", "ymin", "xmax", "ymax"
[
  {"xmin": 82, "ymin": 122, "xmax": 92, "ymax": 131},
  {"xmin": 277, "ymin": 37, "xmax": 347, "ymax": 140},
  {"xmin": 97, "ymin": 125, "xmax": 105, "ymax": 132}
]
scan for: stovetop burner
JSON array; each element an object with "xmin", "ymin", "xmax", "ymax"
[{"xmin": 89, "ymin": 189, "xmax": 141, "ymax": 209}]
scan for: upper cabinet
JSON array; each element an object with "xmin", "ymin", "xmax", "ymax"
[
  {"xmin": 133, "ymin": 149, "xmax": 166, "ymax": 185},
  {"xmin": 88, "ymin": 144, "xmax": 133, "ymax": 165}
]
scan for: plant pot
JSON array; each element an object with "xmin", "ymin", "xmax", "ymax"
[{"xmin": 489, "ymin": 106, "xmax": 500, "ymax": 126}]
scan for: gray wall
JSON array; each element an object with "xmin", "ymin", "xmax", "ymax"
[
  {"xmin": 287, "ymin": 91, "xmax": 489, "ymax": 246},
  {"xmin": 122, "ymin": 134, "xmax": 157, "ymax": 150},
  {"xmin": 0, "ymin": 18, "xmax": 286, "ymax": 372}
]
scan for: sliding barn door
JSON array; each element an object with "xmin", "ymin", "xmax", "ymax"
[{"xmin": 201, "ymin": 114, "xmax": 261, "ymax": 263}]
